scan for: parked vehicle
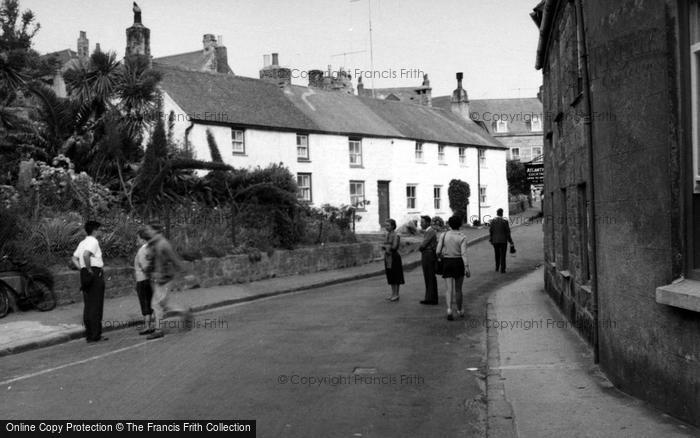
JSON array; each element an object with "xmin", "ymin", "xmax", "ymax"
[{"xmin": 0, "ymin": 255, "xmax": 56, "ymax": 318}]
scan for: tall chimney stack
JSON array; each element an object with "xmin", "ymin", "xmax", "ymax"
[
  {"xmin": 125, "ymin": 2, "xmax": 151, "ymax": 67},
  {"xmin": 77, "ymin": 31, "xmax": 89, "ymax": 59},
  {"xmin": 450, "ymin": 72, "xmax": 470, "ymax": 120}
]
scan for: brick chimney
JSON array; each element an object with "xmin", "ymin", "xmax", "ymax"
[
  {"xmin": 259, "ymin": 53, "xmax": 291, "ymax": 87},
  {"xmin": 450, "ymin": 72, "xmax": 470, "ymax": 120},
  {"xmin": 77, "ymin": 31, "xmax": 89, "ymax": 59},
  {"xmin": 125, "ymin": 2, "xmax": 151, "ymax": 66}
]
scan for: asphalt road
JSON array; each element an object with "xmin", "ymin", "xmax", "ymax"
[{"xmin": 1, "ymin": 222, "xmax": 544, "ymax": 438}]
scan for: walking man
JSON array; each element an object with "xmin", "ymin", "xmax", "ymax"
[
  {"xmin": 71, "ymin": 220, "xmax": 107, "ymax": 343},
  {"xmin": 419, "ymin": 215, "xmax": 439, "ymax": 305},
  {"xmin": 489, "ymin": 208, "xmax": 514, "ymax": 273},
  {"xmin": 143, "ymin": 224, "xmax": 193, "ymax": 339}
]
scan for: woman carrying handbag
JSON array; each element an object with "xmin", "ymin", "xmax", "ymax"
[{"xmin": 436, "ymin": 215, "xmax": 471, "ymax": 321}]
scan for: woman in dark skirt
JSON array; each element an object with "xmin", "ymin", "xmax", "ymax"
[
  {"xmin": 436, "ymin": 215, "xmax": 471, "ymax": 320},
  {"xmin": 382, "ymin": 218, "xmax": 404, "ymax": 301}
]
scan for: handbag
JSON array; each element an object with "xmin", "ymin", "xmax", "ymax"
[
  {"xmin": 435, "ymin": 233, "xmax": 446, "ymax": 275},
  {"xmin": 510, "ymin": 244, "xmax": 516, "ymax": 254}
]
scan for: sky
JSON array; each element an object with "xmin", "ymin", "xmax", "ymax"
[{"xmin": 20, "ymin": 0, "xmax": 543, "ymax": 99}]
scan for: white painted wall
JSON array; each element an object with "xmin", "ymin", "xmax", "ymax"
[{"xmin": 162, "ymin": 91, "xmax": 508, "ymax": 232}]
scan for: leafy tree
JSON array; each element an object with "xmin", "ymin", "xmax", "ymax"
[
  {"xmin": 0, "ymin": 0, "xmax": 41, "ymax": 101},
  {"xmin": 0, "ymin": 0, "xmax": 60, "ymax": 184},
  {"xmin": 506, "ymin": 159, "xmax": 530, "ymax": 196},
  {"xmin": 448, "ymin": 179, "xmax": 470, "ymax": 221}
]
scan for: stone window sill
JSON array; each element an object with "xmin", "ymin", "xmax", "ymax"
[
  {"xmin": 559, "ymin": 270, "xmax": 571, "ymax": 278},
  {"xmin": 656, "ymin": 278, "xmax": 700, "ymax": 312}
]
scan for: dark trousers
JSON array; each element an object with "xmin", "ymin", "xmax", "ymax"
[
  {"xmin": 81, "ymin": 268, "xmax": 105, "ymax": 341},
  {"xmin": 421, "ymin": 250, "xmax": 438, "ymax": 303},
  {"xmin": 493, "ymin": 243, "xmax": 508, "ymax": 272}
]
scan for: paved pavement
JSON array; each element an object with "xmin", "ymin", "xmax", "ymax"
[{"xmin": 486, "ymin": 270, "xmax": 699, "ymax": 437}]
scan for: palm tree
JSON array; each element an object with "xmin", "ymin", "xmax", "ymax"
[
  {"xmin": 62, "ymin": 49, "xmax": 120, "ymax": 127},
  {"xmin": 115, "ymin": 54, "xmax": 161, "ymax": 143}
]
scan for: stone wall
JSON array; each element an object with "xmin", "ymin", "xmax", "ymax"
[
  {"xmin": 541, "ymin": 0, "xmax": 700, "ymax": 426},
  {"xmin": 52, "ymin": 242, "xmax": 381, "ymax": 306}
]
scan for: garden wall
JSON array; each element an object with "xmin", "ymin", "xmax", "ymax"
[{"xmin": 52, "ymin": 242, "xmax": 381, "ymax": 306}]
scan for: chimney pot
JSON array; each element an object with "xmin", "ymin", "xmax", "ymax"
[
  {"xmin": 263, "ymin": 54, "xmax": 271, "ymax": 67},
  {"xmin": 271, "ymin": 53, "xmax": 279, "ymax": 66}
]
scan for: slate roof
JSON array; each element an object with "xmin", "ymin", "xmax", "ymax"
[
  {"xmin": 41, "ymin": 49, "xmax": 78, "ymax": 67},
  {"xmin": 156, "ymin": 63, "xmax": 504, "ymax": 149},
  {"xmin": 156, "ymin": 63, "xmax": 316, "ymax": 130},
  {"xmin": 154, "ymin": 50, "xmax": 233, "ymax": 74},
  {"xmin": 432, "ymin": 96, "xmax": 542, "ymax": 136}
]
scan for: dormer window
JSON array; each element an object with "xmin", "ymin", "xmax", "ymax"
[
  {"xmin": 496, "ymin": 120, "xmax": 508, "ymax": 133},
  {"xmin": 529, "ymin": 115, "xmax": 542, "ymax": 132}
]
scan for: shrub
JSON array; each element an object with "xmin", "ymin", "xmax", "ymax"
[
  {"xmin": 448, "ymin": 179, "xmax": 470, "ymax": 222},
  {"xmin": 0, "ymin": 185, "xmax": 20, "ymax": 210},
  {"xmin": 31, "ymin": 156, "xmax": 115, "ymax": 217}
]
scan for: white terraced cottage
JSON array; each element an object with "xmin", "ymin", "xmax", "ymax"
[
  {"xmin": 53, "ymin": 6, "xmax": 508, "ymax": 233},
  {"xmin": 155, "ymin": 64, "xmax": 508, "ymax": 232}
]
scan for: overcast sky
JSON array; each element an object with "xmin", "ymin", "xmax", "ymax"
[{"xmin": 22, "ymin": 0, "xmax": 542, "ymax": 99}]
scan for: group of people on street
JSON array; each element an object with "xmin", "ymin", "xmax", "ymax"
[
  {"xmin": 381, "ymin": 208, "xmax": 514, "ymax": 321},
  {"xmin": 72, "ymin": 207, "xmax": 514, "ymax": 340},
  {"xmin": 72, "ymin": 222, "xmax": 193, "ymax": 343}
]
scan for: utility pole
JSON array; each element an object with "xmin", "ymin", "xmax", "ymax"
[
  {"xmin": 368, "ymin": 0, "xmax": 375, "ymax": 97},
  {"xmin": 351, "ymin": 0, "xmax": 375, "ymax": 97}
]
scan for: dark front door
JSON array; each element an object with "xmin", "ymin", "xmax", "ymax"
[{"xmin": 377, "ymin": 181, "xmax": 390, "ymax": 228}]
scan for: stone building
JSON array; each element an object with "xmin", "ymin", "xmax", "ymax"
[{"xmin": 533, "ymin": 0, "xmax": 700, "ymax": 426}]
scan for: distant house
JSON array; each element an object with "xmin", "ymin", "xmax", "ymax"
[
  {"xmin": 40, "ymin": 31, "xmax": 91, "ymax": 97},
  {"xmin": 358, "ymin": 74, "xmax": 433, "ymax": 107},
  {"xmin": 433, "ymin": 96, "xmax": 544, "ymax": 163}
]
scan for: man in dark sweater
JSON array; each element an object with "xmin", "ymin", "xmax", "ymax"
[{"xmin": 489, "ymin": 209, "xmax": 514, "ymax": 273}]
